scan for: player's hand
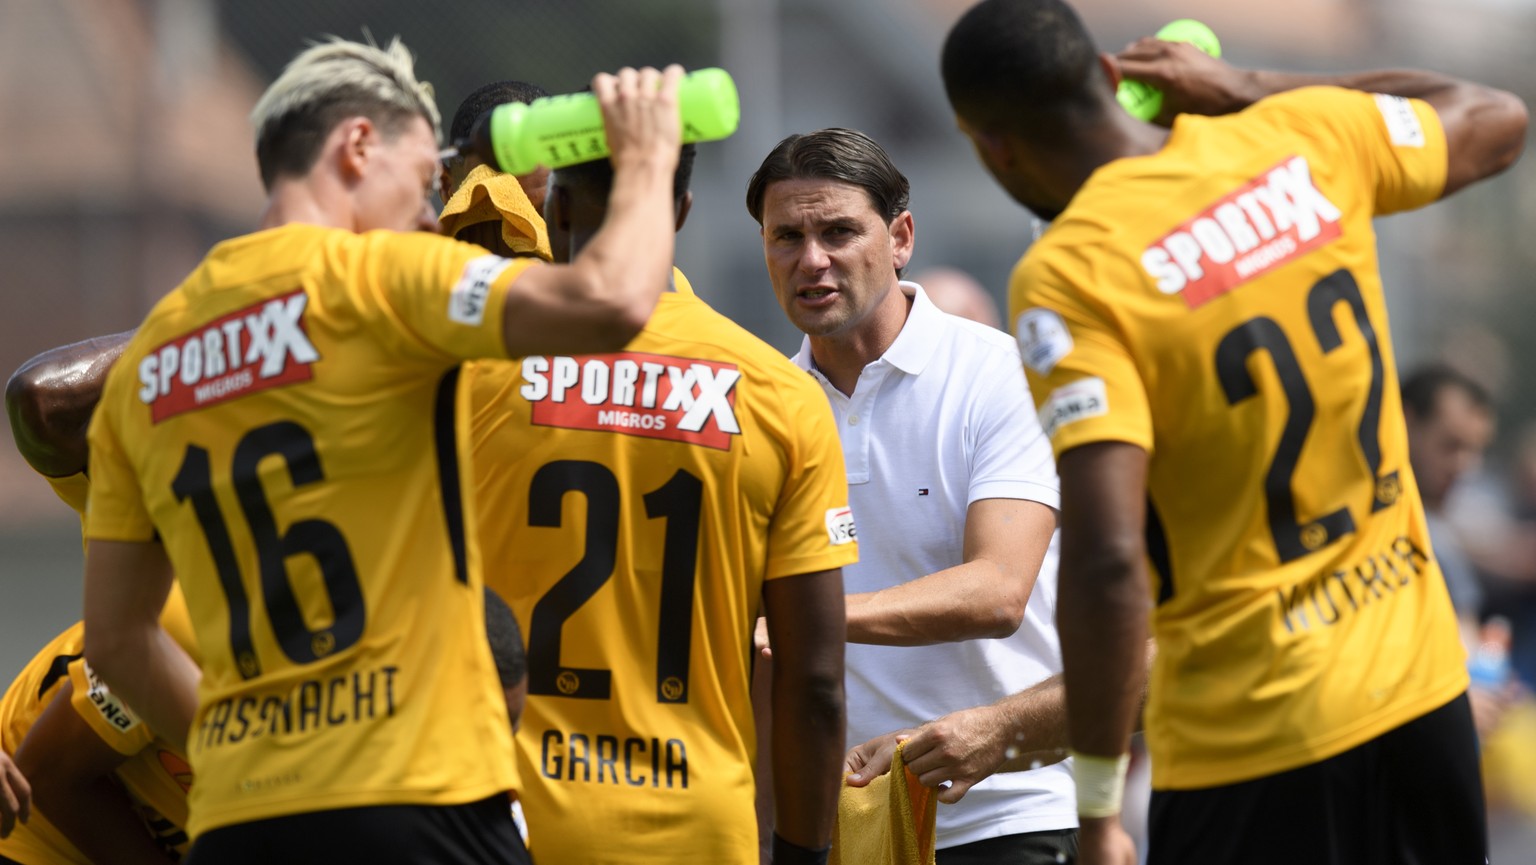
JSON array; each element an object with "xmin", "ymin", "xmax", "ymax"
[
  {"xmin": 753, "ymin": 615, "xmax": 771, "ymax": 660},
  {"xmin": 896, "ymin": 704, "xmax": 1011, "ymax": 804},
  {"xmin": 1114, "ymin": 38, "xmax": 1257, "ymax": 124},
  {"xmin": 0, "ymin": 751, "xmax": 30, "ymax": 838},
  {"xmin": 591, "ymin": 64, "xmax": 684, "ymax": 171},
  {"xmin": 1077, "ymin": 816, "xmax": 1138, "ymax": 865},
  {"xmin": 844, "ymin": 730, "xmax": 913, "ymax": 786}
]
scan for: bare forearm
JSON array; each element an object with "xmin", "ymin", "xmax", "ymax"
[
  {"xmin": 770, "ymin": 674, "xmax": 844, "ymax": 850},
  {"xmin": 84, "ymin": 629, "xmax": 198, "ymax": 750},
  {"xmin": 990, "ymin": 674, "xmax": 1069, "ymax": 771},
  {"xmin": 846, "ymin": 559, "xmax": 1025, "ymax": 645},
  {"xmin": 1059, "ymin": 557, "xmax": 1148, "ymax": 757}
]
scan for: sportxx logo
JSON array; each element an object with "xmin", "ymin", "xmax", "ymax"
[
  {"xmin": 139, "ymin": 290, "xmax": 318, "ymax": 423},
  {"xmin": 1141, "ymin": 156, "xmax": 1342, "ymax": 308},
  {"xmin": 520, "ymin": 351, "xmax": 742, "ymax": 450}
]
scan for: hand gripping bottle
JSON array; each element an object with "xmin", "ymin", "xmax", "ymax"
[
  {"xmin": 463, "ymin": 67, "xmax": 740, "ymax": 176},
  {"xmin": 1116, "ymin": 19, "xmax": 1221, "ymax": 121}
]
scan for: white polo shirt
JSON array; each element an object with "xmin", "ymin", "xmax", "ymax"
[{"xmin": 791, "ymin": 281, "xmax": 1075, "ymax": 847}]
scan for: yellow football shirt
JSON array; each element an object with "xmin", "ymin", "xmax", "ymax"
[
  {"xmin": 85, "ymin": 223, "xmax": 537, "ymax": 836},
  {"xmin": 1012, "ymin": 87, "xmax": 1463, "ymax": 789},
  {"xmin": 0, "ymin": 593, "xmax": 198, "ymax": 864},
  {"xmin": 467, "ymin": 272, "xmax": 858, "ymax": 863}
]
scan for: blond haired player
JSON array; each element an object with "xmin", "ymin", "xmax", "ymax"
[
  {"xmin": 78, "ymin": 35, "xmax": 685, "ymax": 864},
  {"xmin": 466, "ymin": 143, "xmax": 853, "ymax": 864},
  {"xmin": 942, "ymin": 1, "xmax": 1527, "ymax": 863}
]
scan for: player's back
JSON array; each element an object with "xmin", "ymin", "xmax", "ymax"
[
  {"xmin": 87, "ymin": 223, "xmax": 525, "ymax": 836},
  {"xmin": 468, "ymin": 274, "xmax": 854, "ymax": 863},
  {"xmin": 1015, "ymin": 86, "xmax": 1464, "ymax": 788}
]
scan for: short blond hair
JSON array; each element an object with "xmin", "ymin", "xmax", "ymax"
[{"xmin": 250, "ymin": 36, "xmax": 441, "ymax": 190}]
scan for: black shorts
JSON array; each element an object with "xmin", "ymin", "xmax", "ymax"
[
  {"xmin": 183, "ymin": 794, "xmax": 529, "ymax": 865},
  {"xmin": 937, "ymin": 828, "xmax": 1079, "ymax": 864},
  {"xmin": 1147, "ymin": 692, "xmax": 1486, "ymax": 865}
]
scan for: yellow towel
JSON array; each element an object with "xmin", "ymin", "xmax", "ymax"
[
  {"xmin": 830, "ymin": 742, "xmax": 938, "ymax": 865},
  {"xmin": 439, "ymin": 163, "xmax": 552, "ymax": 261}
]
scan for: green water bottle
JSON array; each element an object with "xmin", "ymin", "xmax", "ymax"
[
  {"xmin": 464, "ymin": 67, "xmax": 740, "ymax": 176},
  {"xmin": 1116, "ymin": 19, "xmax": 1221, "ymax": 121}
]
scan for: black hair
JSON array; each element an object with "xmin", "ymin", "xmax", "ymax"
[
  {"xmin": 940, "ymin": 0, "xmax": 1106, "ymax": 142},
  {"xmin": 449, "ymin": 79, "xmax": 550, "ymax": 145},
  {"xmin": 744, "ymin": 127, "xmax": 909, "ymax": 224},
  {"xmin": 552, "ymin": 143, "xmax": 698, "ymax": 210},
  {"xmin": 1401, "ymin": 365, "xmax": 1492, "ymax": 419},
  {"xmin": 483, "ymin": 588, "xmax": 526, "ymax": 689}
]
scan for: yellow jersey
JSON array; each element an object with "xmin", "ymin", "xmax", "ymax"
[
  {"xmin": 0, "ymin": 595, "xmax": 198, "ymax": 864},
  {"xmin": 85, "ymin": 223, "xmax": 537, "ymax": 836},
  {"xmin": 468, "ymin": 273, "xmax": 857, "ymax": 863},
  {"xmin": 1011, "ymin": 87, "xmax": 1464, "ymax": 789}
]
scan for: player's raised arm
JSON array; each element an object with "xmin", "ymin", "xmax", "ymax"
[
  {"xmin": 496, "ymin": 65, "xmax": 684, "ymax": 357},
  {"xmin": 1114, "ymin": 41, "xmax": 1528, "ymax": 197}
]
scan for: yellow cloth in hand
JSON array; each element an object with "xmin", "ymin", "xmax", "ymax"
[
  {"xmin": 439, "ymin": 163, "xmax": 551, "ymax": 261},
  {"xmin": 831, "ymin": 742, "xmax": 938, "ymax": 865}
]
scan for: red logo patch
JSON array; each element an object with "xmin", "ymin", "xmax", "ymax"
[
  {"xmin": 1141, "ymin": 156, "xmax": 1343, "ymax": 308},
  {"xmin": 520, "ymin": 351, "xmax": 742, "ymax": 450},
  {"xmin": 138, "ymin": 290, "xmax": 319, "ymax": 423}
]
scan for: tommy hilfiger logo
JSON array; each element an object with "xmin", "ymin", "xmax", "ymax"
[{"xmin": 918, "ymin": 488, "xmax": 930, "ymax": 496}]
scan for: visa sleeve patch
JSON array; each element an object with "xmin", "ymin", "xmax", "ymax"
[
  {"xmin": 1039, "ymin": 377, "xmax": 1109, "ymax": 438},
  {"xmin": 1015, "ymin": 307, "xmax": 1074, "ymax": 374},
  {"xmin": 1374, "ymin": 94, "xmax": 1425, "ymax": 148},
  {"xmin": 448, "ymin": 255, "xmax": 514, "ymax": 326},
  {"xmin": 825, "ymin": 506, "xmax": 857, "ymax": 546},
  {"xmin": 81, "ymin": 660, "xmax": 144, "ymax": 735}
]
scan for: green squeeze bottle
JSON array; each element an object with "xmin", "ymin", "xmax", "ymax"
[
  {"xmin": 1116, "ymin": 19, "xmax": 1221, "ymax": 121},
  {"xmin": 460, "ymin": 67, "xmax": 741, "ymax": 175}
]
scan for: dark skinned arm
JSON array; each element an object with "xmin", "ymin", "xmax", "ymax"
[
  {"xmin": 0, "ymin": 751, "xmax": 28, "ymax": 839},
  {"xmin": 761, "ymin": 568, "xmax": 846, "ymax": 856},
  {"xmin": 13, "ymin": 680, "xmax": 177, "ymax": 864},
  {"xmin": 5, "ymin": 331, "xmax": 134, "ymax": 478},
  {"xmin": 1057, "ymin": 442, "xmax": 1150, "ymax": 864},
  {"xmin": 1115, "ymin": 41, "xmax": 1527, "ymax": 196}
]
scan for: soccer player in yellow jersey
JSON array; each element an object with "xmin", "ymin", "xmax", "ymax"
[
  {"xmin": 466, "ymin": 144, "xmax": 854, "ymax": 864},
  {"xmin": 78, "ymin": 33, "xmax": 687, "ymax": 864},
  {"xmin": 941, "ymin": 1, "xmax": 1528, "ymax": 863}
]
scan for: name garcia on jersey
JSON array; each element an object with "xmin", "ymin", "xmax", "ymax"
[
  {"xmin": 139, "ymin": 290, "xmax": 319, "ymax": 423},
  {"xmin": 520, "ymin": 351, "xmax": 742, "ymax": 450},
  {"xmin": 1141, "ymin": 156, "xmax": 1343, "ymax": 308}
]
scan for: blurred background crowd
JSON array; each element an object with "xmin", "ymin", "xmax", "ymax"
[{"xmin": 2, "ymin": 0, "xmax": 1533, "ymax": 858}]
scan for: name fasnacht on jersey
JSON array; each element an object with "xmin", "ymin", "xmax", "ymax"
[
  {"xmin": 519, "ymin": 351, "xmax": 742, "ymax": 450},
  {"xmin": 193, "ymin": 664, "xmax": 399, "ymax": 752},
  {"xmin": 139, "ymin": 290, "xmax": 319, "ymax": 423},
  {"xmin": 538, "ymin": 727, "xmax": 689, "ymax": 789},
  {"xmin": 1141, "ymin": 156, "xmax": 1343, "ymax": 308}
]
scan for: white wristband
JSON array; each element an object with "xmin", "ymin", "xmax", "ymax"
[{"xmin": 1072, "ymin": 750, "xmax": 1130, "ymax": 818}]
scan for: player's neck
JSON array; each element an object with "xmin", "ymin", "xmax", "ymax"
[{"xmin": 258, "ymin": 176, "xmax": 356, "ymax": 232}]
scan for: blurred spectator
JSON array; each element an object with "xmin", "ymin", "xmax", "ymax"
[{"xmin": 909, "ymin": 267, "xmax": 1003, "ymax": 330}]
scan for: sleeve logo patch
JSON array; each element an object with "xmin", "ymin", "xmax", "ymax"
[
  {"xmin": 825, "ymin": 506, "xmax": 857, "ymax": 546},
  {"xmin": 82, "ymin": 661, "xmax": 143, "ymax": 733},
  {"xmin": 1015, "ymin": 308, "xmax": 1074, "ymax": 374},
  {"xmin": 1039, "ymin": 377, "xmax": 1108, "ymax": 438},
  {"xmin": 448, "ymin": 255, "xmax": 514, "ymax": 326},
  {"xmin": 1374, "ymin": 94, "xmax": 1425, "ymax": 148}
]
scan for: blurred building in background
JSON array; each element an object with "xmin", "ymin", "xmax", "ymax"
[{"xmin": 2, "ymin": 0, "xmax": 1534, "ymax": 845}]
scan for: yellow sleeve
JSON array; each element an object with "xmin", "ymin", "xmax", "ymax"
[
  {"xmin": 67, "ymin": 657, "xmax": 154, "ymax": 757},
  {"xmin": 43, "ymin": 471, "xmax": 90, "ymax": 517},
  {"xmin": 83, "ymin": 378, "xmax": 155, "ymax": 543},
  {"xmin": 764, "ymin": 380, "xmax": 860, "ymax": 580},
  {"xmin": 1011, "ymin": 256, "xmax": 1154, "ymax": 458},
  {"xmin": 356, "ymin": 231, "xmax": 542, "ymax": 365}
]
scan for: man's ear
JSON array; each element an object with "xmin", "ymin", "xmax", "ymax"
[
  {"xmin": 890, "ymin": 210, "xmax": 915, "ymax": 272},
  {"xmin": 674, "ymin": 191, "xmax": 693, "ymax": 233},
  {"xmin": 336, "ymin": 117, "xmax": 375, "ymax": 184},
  {"xmin": 1098, "ymin": 51, "xmax": 1123, "ymax": 90}
]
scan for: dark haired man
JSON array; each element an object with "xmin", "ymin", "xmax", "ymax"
[
  {"xmin": 438, "ymin": 79, "xmax": 554, "ymax": 260},
  {"xmin": 940, "ymin": 1, "xmax": 1527, "ymax": 863},
  {"xmin": 747, "ymin": 127, "xmax": 1071, "ymax": 864},
  {"xmin": 467, "ymin": 140, "xmax": 853, "ymax": 865}
]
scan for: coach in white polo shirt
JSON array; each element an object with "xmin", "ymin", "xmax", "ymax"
[{"xmin": 747, "ymin": 127, "xmax": 1077, "ymax": 865}]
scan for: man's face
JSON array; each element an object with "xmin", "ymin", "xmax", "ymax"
[
  {"xmin": 355, "ymin": 115, "xmax": 441, "ymax": 234},
  {"xmin": 760, "ymin": 178, "xmax": 912, "ymax": 339},
  {"xmin": 1408, "ymin": 386, "xmax": 1495, "ymax": 509}
]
